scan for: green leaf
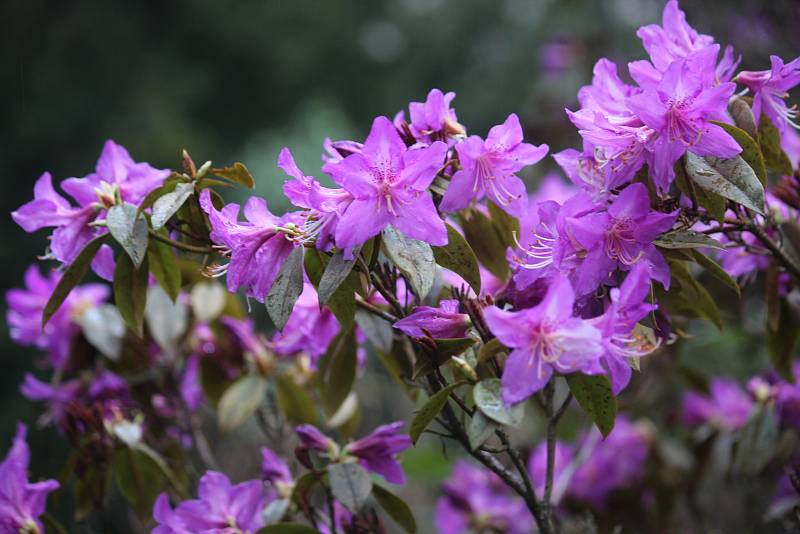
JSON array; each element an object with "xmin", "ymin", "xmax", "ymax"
[
  {"xmin": 318, "ymin": 249, "xmax": 357, "ymax": 306},
  {"xmin": 328, "ymin": 462, "xmax": 373, "ymax": 512},
  {"xmin": 137, "ymin": 176, "xmax": 182, "ymax": 214},
  {"xmin": 476, "ymin": 338, "xmax": 508, "ymax": 365},
  {"xmin": 487, "ymin": 200, "xmax": 520, "ymax": 248},
  {"xmin": 432, "ymin": 223, "xmax": 482, "ymax": 294},
  {"xmin": 258, "ymin": 524, "xmax": 321, "ymax": 534},
  {"xmin": 276, "ymin": 375, "xmax": 318, "ymax": 425},
  {"xmin": 113, "ymin": 447, "xmax": 163, "ymax": 517},
  {"xmin": 107, "ymin": 202, "xmax": 149, "ymax": 268},
  {"xmin": 410, "ymin": 382, "xmax": 461, "ymax": 444},
  {"xmin": 467, "ymin": 410, "xmax": 498, "ymax": 450},
  {"xmin": 147, "ymin": 234, "xmax": 182, "ymax": 301},
  {"xmin": 317, "ymin": 327, "xmax": 358, "ymax": 414},
  {"xmin": 266, "ymin": 246, "xmax": 305, "ymax": 330},
  {"xmin": 41, "ymin": 513, "xmax": 68, "ymax": 534},
  {"xmin": 412, "ymin": 338, "xmax": 477, "ymax": 380},
  {"xmin": 210, "ymin": 162, "xmax": 256, "ymax": 188},
  {"xmin": 217, "ymin": 374, "xmax": 268, "ymax": 432},
  {"xmin": 372, "ymin": 484, "xmax": 418, "ymax": 533},
  {"xmin": 728, "ymin": 96, "xmax": 758, "ymax": 140},
  {"xmin": 382, "ymin": 225, "xmax": 436, "ymax": 299},
  {"xmin": 675, "ymin": 158, "xmax": 726, "ymax": 222},
  {"xmin": 758, "ymin": 114, "xmax": 794, "ymax": 176},
  {"xmin": 474, "ymin": 378, "xmax": 525, "ymax": 427},
  {"xmin": 304, "ymin": 249, "xmax": 355, "ymax": 330},
  {"xmin": 657, "ymin": 259, "xmax": 723, "ymax": 329},
  {"xmin": 654, "ymin": 230, "xmax": 724, "ymax": 250},
  {"xmin": 114, "ymin": 253, "xmax": 149, "ymax": 337},
  {"xmin": 459, "ymin": 209, "xmax": 510, "ymax": 280},
  {"xmin": 290, "ymin": 472, "xmax": 321, "ymax": 507},
  {"xmin": 566, "ymin": 373, "xmax": 617, "ymax": 437},
  {"xmin": 711, "ymin": 120, "xmax": 767, "ymax": 186},
  {"xmin": 151, "ymin": 182, "xmax": 195, "ymax": 230},
  {"xmin": 43, "ymin": 234, "xmax": 108, "ymax": 326},
  {"xmin": 767, "ymin": 298, "xmax": 799, "ymax": 382},
  {"xmin": 732, "ymin": 405, "xmax": 779, "ymax": 476},
  {"xmin": 687, "ymin": 249, "xmax": 740, "ymax": 297},
  {"xmin": 685, "ymin": 152, "xmax": 765, "ymax": 215},
  {"xmin": 355, "ymin": 309, "xmax": 394, "ymax": 354}
]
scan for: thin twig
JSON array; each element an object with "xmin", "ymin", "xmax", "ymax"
[
  {"xmin": 355, "ymin": 297, "xmax": 398, "ymax": 323},
  {"xmin": 148, "ymin": 230, "xmax": 215, "ymax": 254}
]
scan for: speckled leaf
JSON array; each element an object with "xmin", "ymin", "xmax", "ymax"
[
  {"xmin": 566, "ymin": 373, "xmax": 616, "ymax": 437},
  {"xmin": 710, "ymin": 120, "xmax": 767, "ymax": 186},
  {"xmin": 655, "ymin": 230, "xmax": 724, "ymax": 250},
  {"xmin": 382, "ymin": 225, "xmax": 436, "ymax": 299},
  {"xmin": 432, "ymin": 223, "xmax": 481, "ymax": 294},
  {"xmin": 410, "ymin": 382, "xmax": 461, "ymax": 444},
  {"xmin": 474, "ymin": 378, "xmax": 524, "ymax": 427},
  {"xmin": 685, "ymin": 152, "xmax": 764, "ymax": 215},
  {"xmin": 107, "ymin": 202, "xmax": 149, "ymax": 268},
  {"xmin": 266, "ymin": 246, "xmax": 304, "ymax": 330},
  {"xmin": 328, "ymin": 462, "xmax": 373, "ymax": 512}
]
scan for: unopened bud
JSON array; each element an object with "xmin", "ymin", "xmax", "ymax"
[{"xmin": 182, "ymin": 149, "xmax": 197, "ymax": 178}]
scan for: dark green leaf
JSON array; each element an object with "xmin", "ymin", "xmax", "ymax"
[
  {"xmin": 147, "ymin": 234, "xmax": 182, "ymax": 301},
  {"xmin": 410, "ymin": 382, "xmax": 462, "ymax": 444},
  {"xmin": 355, "ymin": 309, "xmax": 394, "ymax": 354},
  {"xmin": 487, "ymin": 200, "xmax": 520, "ymax": 248},
  {"xmin": 318, "ymin": 249, "xmax": 357, "ymax": 305},
  {"xmin": 476, "ymin": 338, "xmax": 507, "ymax": 365},
  {"xmin": 758, "ymin": 114, "xmax": 794, "ymax": 176},
  {"xmin": 382, "ymin": 225, "xmax": 436, "ymax": 299},
  {"xmin": 318, "ymin": 327, "xmax": 357, "ymax": 414},
  {"xmin": 467, "ymin": 410, "xmax": 498, "ymax": 450},
  {"xmin": 767, "ymin": 298, "xmax": 799, "ymax": 382},
  {"xmin": 411, "ymin": 338, "xmax": 477, "ymax": 380},
  {"xmin": 711, "ymin": 120, "xmax": 767, "ymax": 186},
  {"xmin": 151, "ymin": 182, "xmax": 195, "ymax": 230},
  {"xmin": 685, "ymin": 152, "xmax": 765, "ymax": 215},
  {"xmin": 113, "ymin": 448, "xmax": 163, "ymax": 517},
  {"xmin": 210, "ymin": 162, "xmax": 256, "ymax": 188},
  {"xmin": 258, "ymin": 524, "xmax": 321, "ymax": 534},
  {"xmin": 654, "ymin": 230, "xmax": 724, "ymax": 250},
  {"xmin": 217, "ymin": 374, "xmax": 268, "ymax": 432},
  {"xmin": 43, "ymin": 235, "xmax": 108, "ymax": 326},
  {"xmin": 304, "ymin": 249, "xmax": 355, "ymax": 329},
  {"xmin": 733, "ymin": 405, "xmax": 779, "ymax": 476},
  {"xmin": 276, "ymin": 375, "xmax": 318, "ymax": 425},
  {"xmin": 460, "ymin": 209, "xmax": 510, "ymax": 280},
  {"xmin": 290, "ymin": 472, "xmax": 320, "ymax": 507},
  {"xmin": 42, "ymin": 513, "xmax": 68, "ymax": 534},
  {"xmin": 372, "ymin": 484, "xmax": 417, "ymax": 533},
  {"xmin": 728, "ymin": 96, "xmax": 758, "ymax": 140},
  {"xmin": 432, "ymin": 223, "xmax": 482, "ymax": 294},
  {"xmin": 687, "ymin": 249, "xmax": 740, "ymax": 297},
  {"xmin": 566, "ymin": 373, "xmax": 617, "ymax": 437},
  {"xmin": 474, "ymin": 378, "xmax": 524, "ymax": 426},
  {"xmin": 114, "ymin": 253, "xmax": 149, "ymax": 336},
  {"xmin": 657, "ymin": 259, "xmax": 723, "ymax": 329},
  {"xmin": 675, "ymin": 157, "xmax": 726, "ymax": 222},
  {"xmin": 328, "ymin": 462, "xmax": 372, "ymax": 512},
  {"xmin": 107, "ymin": 202, "xmax": 149, "ymax": 268},
  {"xmin": 266, "ymin": 246, "xmax": 305, "ymax": 330}
]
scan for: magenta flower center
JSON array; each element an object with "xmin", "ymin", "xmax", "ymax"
[
  {"xmin": 665, "ymin": 96, "xmax": 702, "ymax": 145},
  {"xmin": 606, "ymin": 217, "xmax": 643, "ymax": 265}
]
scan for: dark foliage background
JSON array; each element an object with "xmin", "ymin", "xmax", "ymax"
[{"xmin": 1, "ymin": 0, "xmax": 798, "ymax": 531}]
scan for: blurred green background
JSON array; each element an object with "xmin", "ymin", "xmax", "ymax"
[{"xmin": 2, "ymin": 0, "xmax": 799, "ymax": 531}]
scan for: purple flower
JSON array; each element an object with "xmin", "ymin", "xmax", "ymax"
[
  {"xmin": 567, "ymin": 183, "xmax": 677, "ymax": 294},
  {"xmin": 737, "ymin": 55, "xmax": 800, "ymax": 134},
  {"xmin": 269, "ymin": 283, "xmax": 340, "ymax": 364},
  {"xmin": 280, "ymin": 147, "xmax": 353, "ymax": 251},
  {"xmin": 435, "ymin": 461, "xmax": 533, "ymax": 534},
  {"xmin": 12, "ymin": 140, "xmax": 169, "ymax": 268},
  {"xmin": 0, "ymin": 423, "xmax": 59, "ymax": 534},
  {"xmin": 261, "ymin": 447, "xmax": 292, "ymax": 486},
  {"xmin": 569, "ymin": 416, "xmax": 650, "ymax": 508},
  {"xmin": 407, "ymin": 88, "xmax": 465, "ymax": 145},
  {"xmin": 152, "ymin": 471, "xmax": 265, "ymax": 534},
  {"xmin": 345, "ymin": 422, "xmax": 412, "ymax": 485},
  {"xmin": 440, "ymin": 113, "xmax": 548, "ymax": 217},
  {"xmin": 199, "ymin": 188, "xmax": 302, "ymax": 302},
  {"xmin": 587, "ymin": 263, "xmax": 659, "ymax": 395},
  {"xmin": 321, "ymin": 116, "xmax": 448, "ymax": 256},
  {"xmin": 681, "ymin": 377, "xmax": 754, "ymax": 431},
  {"xmin": 295, "ymin": 424, "xmax": 335, "ymax": 453},
  {"xmin": 20, "ymin": 374, "xmax": 81, "ymax": 431},
  {"xmin": 6, "ymin": 265, "xmax": 108, "ymax": 369},
  {"xmin": 483, "ymin": 276, "xmax": 603, "ymax": 405},
  {"xmin": 179, "ymin": 356, "xmax": 203, "ymax": 412},
  {"xmin": 626, "ymin": 58, "xmax": 740, "ymax": 192},
  {"xmin": 392, "ymin": 299, "xmax": 470, "ymax": 339},
  {"xmin": 509, "ymin": 192, "xmax": 597, "ymax": 292}
]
